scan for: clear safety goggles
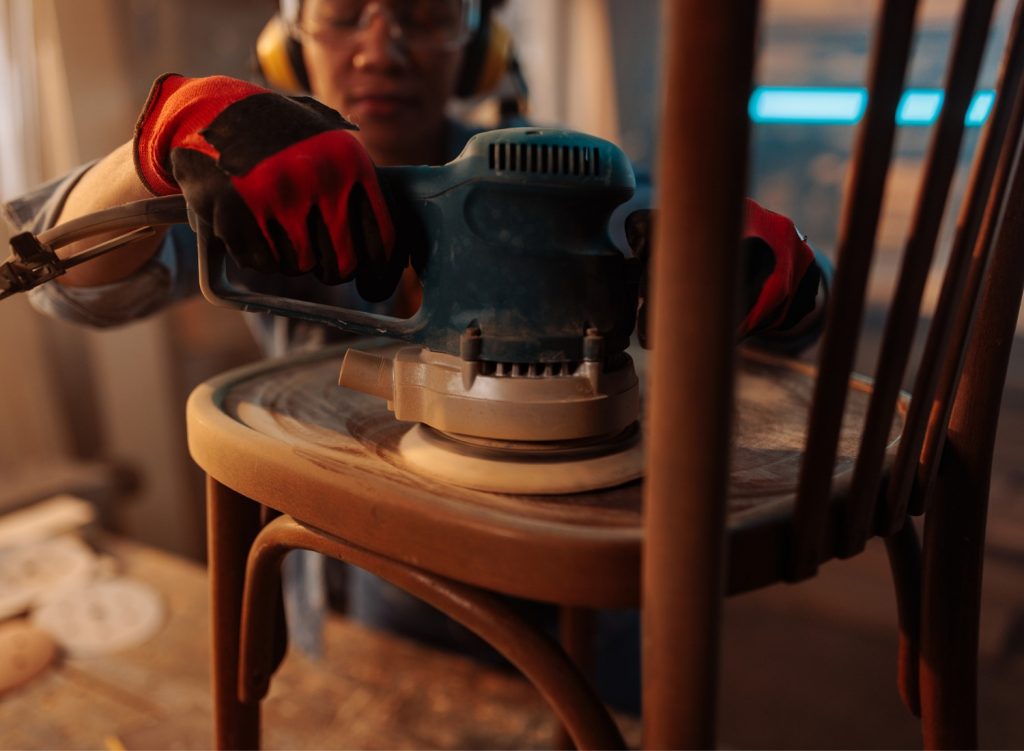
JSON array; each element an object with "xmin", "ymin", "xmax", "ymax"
[{"xmin": 294, "ymin": 0, "xmax": 482, "ymax": 52}]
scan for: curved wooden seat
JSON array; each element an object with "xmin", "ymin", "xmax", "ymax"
[{"xmin": 187, "ymin": 339, "xmax": 904, "ymax": 607}]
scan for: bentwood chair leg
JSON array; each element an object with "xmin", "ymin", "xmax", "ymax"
[
  {"xmin": 884, "ymin": 517, "xmax": 922, "ymax": 717},
  {"xmin": 207, "ymin": 477, "xmax": 263, "ymax": 750},
  {"xmin": 236, "ymin": 554, "xmax": 287, "ymax": 703},
  {"xmin": 239, "ymin": 527, "xmax": 290, "ymax": 703},
  {"xmin": 257, "ymin": 504, "xmax": 289, "ymax": 685},
  {"xmin": 920, "ymin": 443, "xmax": 986, "ymax": 750},
  {"xmin": 555, "ymin": 607, "xmax": 598, "ymax": 749},
  {"xmin": 239, "ymin": 515, "xmax": 626, "ymax": 750}
]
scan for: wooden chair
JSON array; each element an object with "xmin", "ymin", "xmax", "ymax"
[{"xmin": 185, "ymin": 0, "xmax": 1024, "ymax": 748}]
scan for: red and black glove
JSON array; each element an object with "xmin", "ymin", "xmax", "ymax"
[
  {"xmin": 737, "ymin": 198, "xmax": 825, "ymax": 345},
  {"xmin": 626, "ymin": 198, "xmax": 828, "ymax": 351},
  {"xmin": 134, "ymin": 74, "xmax": 400, "ymax": 300}
]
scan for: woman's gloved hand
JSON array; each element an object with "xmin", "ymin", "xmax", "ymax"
[
  {"xmin": 134, "ymin": 74, "xmax": 400, "ymax": 301},
  {"xmin": 626, "ymin": 198, "xmax": 828, "ymax": 352},
  {"xmin": 738, "ymin": 198, "xmax": 826, "ymax": 346}
]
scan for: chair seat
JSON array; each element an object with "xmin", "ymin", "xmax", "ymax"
[{"xmin": 187, "ymin": 340, "xmax": 905, "ymax": 608}]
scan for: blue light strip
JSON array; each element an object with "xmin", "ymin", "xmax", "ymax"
[
  {"xmin": 749, "ymin": 87, "xmax": 867, "ymax": 124},
  {"xmin": 749, "ymin": 86, "xmax": 997, "ymax": 126},
  {"xmin": 965, "ymin": 91, "xmax": 996, "ymax": 125},
  {"xmin": 897, "ymin": 89, "xmax": 944, "ymax": 125}
]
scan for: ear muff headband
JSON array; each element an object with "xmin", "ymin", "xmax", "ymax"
[{"xmin": 256, "ymin": 7, "xmax": 510, "ymax": 99}]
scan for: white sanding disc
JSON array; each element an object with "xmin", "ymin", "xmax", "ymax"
[
  {"xmin": 0, "ymin": 620, "xmax": 57, "ymax": 695},
  {"xmin": 397, "ymin": 424, "xmax": 645, "ymax": 494},
  {"xmin": 0, "ymin": 536, "xmax": 98, "ymax": 620},
  {"xmin": 31, "ymin": 577, "xmax": 165, "ymax": 657}
]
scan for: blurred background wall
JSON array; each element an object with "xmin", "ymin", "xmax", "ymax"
[
  {"xmin": 0, "ymin": 0, "xmax": 1020, "ymax": 560},
  {"xmin": 0, "ymin": 0, "xmax": 274, "ymax": 559}
]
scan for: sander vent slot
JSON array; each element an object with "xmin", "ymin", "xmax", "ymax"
[
  {"xmin": 488, "ymin": 143, "xmax": 600, "ymax": 176},
  {"xmin": 479, "ymin": 361, "xmax": 581, "ymax": 377}
]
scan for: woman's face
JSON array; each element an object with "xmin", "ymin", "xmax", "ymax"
[{"xmin": 299, "ymin": 0, "xmax": 466, "ymax": 166}]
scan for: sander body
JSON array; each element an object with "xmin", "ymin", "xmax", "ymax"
[
  {"xmin": 2, "ymin": 128, "xmax": 647, "ymax": 493},
  {"xmin": 199, "ymin": 128, "xmax": 647, "ymax": 492}
]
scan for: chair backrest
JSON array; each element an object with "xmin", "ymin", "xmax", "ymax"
[
  {"xmin": 642, "ymin": 0, "xmax": 1024, "ymax": 746},
  {"xmin": 790, "ymin": 0, "xmax": 1024, "ymax": 576}
]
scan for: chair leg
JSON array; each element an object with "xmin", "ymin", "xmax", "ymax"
[
  {"xmin": 239, "ymin": 515, "xmax": 627, "ymax": 751},
  {"xmin": 238, "ymin": 523, "xmax": 291, "ymax": 702},
  {"xmin": 884, "ymin": 517, "xmax": 922, "ymax": 717},
  {"xmin": 555, "ymin": 607, "xmax": 598, "ymax": 750},
  {"xmin": 258, "ymin": 504, "xmax": 290, "ymax": 684},
  {"xmin": 919, "ymin": 444, "xmax": 986, "ymax": 749},
  {"xmin": 207, "ymin": 477, "xmax": 263, "ymax": 750}
]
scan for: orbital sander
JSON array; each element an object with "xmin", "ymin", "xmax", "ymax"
[
  {"xmin": 199, "ymin": 128, "xmax": 646, "ymax": 494},
  {"xmin": 2, "ymin": 128, "xmax": 646, "ymax": 495}
]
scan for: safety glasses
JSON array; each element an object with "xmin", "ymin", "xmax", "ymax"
[{"xmin": 295, "ymin": 0, "xmax": 482, "ymax": 52}]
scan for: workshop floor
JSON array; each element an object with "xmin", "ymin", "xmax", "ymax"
[
  {"xmin": 0, "ymin": 529, "xmax": 1022, "ymax": 750},
  {"xmin": 720, "ymin": 532, "xmax": 1024, "ymax": 749}
]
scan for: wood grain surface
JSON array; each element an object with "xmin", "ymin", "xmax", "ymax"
[{"xmin": 221, "ymin": 342, "xmax": 899, "ymax": 522}]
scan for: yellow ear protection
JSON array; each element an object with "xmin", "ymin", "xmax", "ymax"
[
  {"xmin": 453, "ymin": 2, "xmax": 510, "ymax": 99},
  {"xmin": 255, "ymin": 13, "xmax": 311, "ymax": 93},
  {"xmin": 255, "ymin": 0, "xmax": 515, "ymax": 100}
]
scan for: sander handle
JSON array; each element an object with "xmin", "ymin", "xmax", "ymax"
[{"xmin": 195, "ymin": 200, "xmax": 427, "ymax": 341}]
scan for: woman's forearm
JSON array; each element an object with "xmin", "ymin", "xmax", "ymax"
[{"xmin": 55, "ymin": 140, "xmax": 170, "ymax": 287}]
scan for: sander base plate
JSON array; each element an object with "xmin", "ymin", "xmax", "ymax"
[{"xmin": 396, "ymin": 423, "xmax": 644, "ymax": 495}]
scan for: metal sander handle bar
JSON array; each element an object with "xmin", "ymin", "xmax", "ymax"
[{"xmin": 195, "ymin": 196, "xmax": 427, "ymax": 342}]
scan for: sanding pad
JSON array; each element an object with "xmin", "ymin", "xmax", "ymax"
[
  {"xmin": 397, "ymin": 423, "xmax": 644, "ymax": 494},
  {"xmin": 32, "ymin": 577, "xmax": 165, "ymax": 657},
  {"xmin": 0, "ymin": 536, "xmax": 98, "ymax": 620}
]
